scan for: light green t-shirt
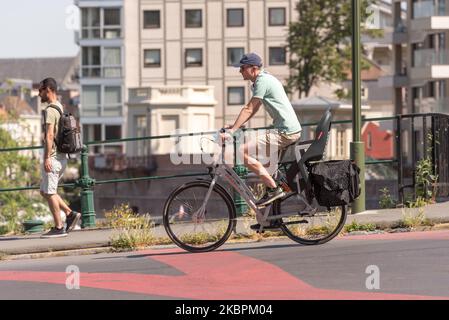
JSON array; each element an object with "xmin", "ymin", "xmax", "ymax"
[
  {"xmin": 42, "ymin": 101, "xmax": 64, "ymax": 158},
  {"xmin": 252, "ymin": 70, "xmax": 302, "ymax": 134}
]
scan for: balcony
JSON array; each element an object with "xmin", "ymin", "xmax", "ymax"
[
  {"xmin": 414, "ymin": 97, "xmax": 449, "ymax": 114},
  {"xmin": 75, "ymin": 0, "xmax": 123, "ymax": 7},
  {"xmin": 411, "ymin": 49, "xmax": 449, "ymax": 79},
  {"xmin": 128, "ymin": 86, "xmax": 217, "ymax": 105},
  {"xmin": 411, "ymin": 0, "xmax": 449, "ymax": 30},
  {"xmin": 81, "ymin": 66, "xmax": 122, "ymax": 78}
]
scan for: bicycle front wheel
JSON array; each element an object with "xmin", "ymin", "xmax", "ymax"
[
  {"xmin": 163, "ymin": 181, "xmax": 236, "ymax": 253},
  {"xmin": 273, "ymin": 193, "xmax": 347, "ymax": 245}
]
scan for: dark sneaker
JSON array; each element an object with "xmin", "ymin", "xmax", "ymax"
[
  {"xmin": 66, "ymin": 211, "xmax": 81, "ymax": 232},
  {"xmin": 41, "ymin": 227, "xmax": 68, "ymax": 238},
  {"xmin": 256, "ymin": 186, "xmax": 285, "ymax": 207},
  {"xmin": 250, "ymin": 220, "xmax": 282, "ymax": 232}
]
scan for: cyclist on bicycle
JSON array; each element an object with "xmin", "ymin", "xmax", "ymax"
[{"xmin": 221, "ymin": 52, "xmax": 302, "ymax": 211}]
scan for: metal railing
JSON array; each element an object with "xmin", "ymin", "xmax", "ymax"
[{"xmin": 2, "ymin": 113, "xmax": 449, "ymax": 227}]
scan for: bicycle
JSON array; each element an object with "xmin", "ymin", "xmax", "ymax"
[{"xmin": 163, "ymin": 109, "xmax": 347, "ymax": 253}]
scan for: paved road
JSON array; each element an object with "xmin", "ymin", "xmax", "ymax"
[{"xmin": 1, "ymin": 230, "xmax": 449, "ymax": 300}]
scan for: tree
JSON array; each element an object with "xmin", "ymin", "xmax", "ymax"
[
  {"xmin": 286, "ymin": 0, "xmax": 381, "ymax": 98},
  {"xmin": 0, "ymin": 113, "xmax": 45, "ymax": 234}
]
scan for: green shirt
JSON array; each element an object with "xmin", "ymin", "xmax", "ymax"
[
  {"xmin": 252, "ymin": 70, "xmax": 302, "ymax": 134},
  {"xmin": 42, "ymin": 101, "xmax": 64, "ymax": 158}
]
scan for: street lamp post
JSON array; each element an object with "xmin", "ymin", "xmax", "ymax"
[{"xmin": 351, "ymin": 0, "xmax": 366, "ymax": 213}]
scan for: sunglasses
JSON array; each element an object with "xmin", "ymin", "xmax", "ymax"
[{"xmin": 239, "ymin": 65, "xmax": 252, "ymax": 71}]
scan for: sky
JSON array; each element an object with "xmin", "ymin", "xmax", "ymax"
[{"xmin": 0, "ymin": 0, "xmax": 80, "ymax": 59}]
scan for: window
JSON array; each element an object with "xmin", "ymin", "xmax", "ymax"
[
  {"xmin": 367, "ymin": 132, "xmax": 373, "ymax": 150},
  {"xmin": 336, "ymin": 129, "xmax": 346, "ymax": 158},
  {"xmin": 227, "ymin": 48, "xmax": 244, "ymax": 66},
  {"xmin": 81, "ymin": 8, "xmax": 121, "ymax": 39},
  {"xmin": 103, "ymin": 8, "xmax": 121, "ymax": 38},
  {"xmin": 227, "ymin": 9, "xmax": 244, "ymax": 27},
  {"xmin": 105, "ymin": 125, "xmax": 122, "ymax": 154},
  {"xmin": 185, "ymin": 49, "xmax": 203, "ymax": 67},
  {"xmin": 103, "ymin": 47, "xmax": 122, "ymax": 77},
  {"xmin": 185, "ymin": 9, "xmax": 202, "ymax": 28},
  {"xmin": 82, "ymin": 85, "xmax": 122, "ymax": 117},
  {"xmin": 136, "ymin": 116, "xmax": 149, "ymax": 156},
  {"xmin": 269, "ymin": 47, "xmax": 286, "ymax": 65},
  {"xmin": 144, "ymin": 49, "xmax": 161, "ymax": 67},
  {"xmin": 82, "ymin": 8, "xmax": 100, "ymax": 38},
  {"xmin": 104, "ymin": 87, "xmax": 122, "ymax": 116},
  {"xmin": 143, "ymin": 10, "xmax": 160, "ymax": 29},
  {"xmin": 361, "ymin": 87, "xmax": 368, "ymax": 99},
  {"xmin": 82, "ymin": 85, "xmax": 101, "ymax": 116},
  {"xmin": 82, "ymin": 47, "xmax": 101, "ymax": 77},
  {"xmin": 105, "ymin": 125, "xmax": 121, "ymax": 140},
  {"xmin": 82, "ymin": 47, "xmax": 122, "ymax": 78},
  {"xmin": 228, "ymin": 87, "xmax": 245, "ymax": 105},
  {"xmin": 269, "ymin": 8, "xmax": 286, "ymax": 26},
  {"xmin": 83, "ymin": 124, "xmax": 102, "ymax": 153}
]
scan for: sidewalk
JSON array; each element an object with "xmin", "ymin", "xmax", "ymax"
[{"xmin": 2, "ymin": 201, "xmax": 449, "ymax": 258}]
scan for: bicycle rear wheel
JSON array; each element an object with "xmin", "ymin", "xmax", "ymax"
[
  {"xmin": 273, "ymin": 192, "xmax": 347, "ymax": 245},
  {"xmin": 163, "ymin": 181, "xmax": 236, "ymax": 253}
]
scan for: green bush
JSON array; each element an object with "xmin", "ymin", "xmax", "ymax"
[{"xmin": 379, "ymin": 187, "xmax": 396, "ymax": 209}]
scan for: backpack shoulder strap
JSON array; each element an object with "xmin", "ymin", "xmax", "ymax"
[{"xmin": 47, "ymin": 104, "xmax": 63, "ymax": 116}]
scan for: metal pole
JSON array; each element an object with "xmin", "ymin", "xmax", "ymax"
[
  {"xmin": 77, "ymin": 145, "xmax": 96, "ymax": 228},
  {"xmin": 396, "ymin": 115, "xmax": 404, "ymax": 204},
  {"xmin": 350, "ymin": 0, "xmax": 365, "ymax": 213},
  {"xmin": 233, "ymin": 132, "xmax": 248, "ymax": 216}
]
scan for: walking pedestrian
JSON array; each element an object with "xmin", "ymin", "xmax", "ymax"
[{"xmin": 39, "ymin": 78, "xmax": 81, "ymax": 238}]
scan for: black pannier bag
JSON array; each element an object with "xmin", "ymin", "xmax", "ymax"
[{"xmin": 310, "ymin": 160, "xmax": 361, "ymax": 207}]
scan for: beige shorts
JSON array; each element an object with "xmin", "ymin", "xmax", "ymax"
[
  {"xmin": 40, "ymin": 156, "xmax": 67, "ymax": 195},
  {"xmin": 256, "ymin": 130, "xmax": 301, "ymax": 154},
  {"xmin": 236, "ymin": 129, "xmax": 301, "ymax": 172}
]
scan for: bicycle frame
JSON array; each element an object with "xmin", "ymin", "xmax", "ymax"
[{"xmin": 197, "ymin": 133, "xmax": 318, "ymax": 228}]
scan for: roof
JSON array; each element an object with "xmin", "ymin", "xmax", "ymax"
[
  {"xmin": 345, "ymin": 58, "xmax": 385, "ymax": 81},
  {"xmin": 0, "ymin": 96, "xmax": 37, "ymax": 116},
  {"xmin": 0, "ymin": 56, "xmax": 78, "ymax": 87}
]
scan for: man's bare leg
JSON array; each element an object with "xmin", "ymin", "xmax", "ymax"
[
  {"xmin": 41, "ymin": 192, "xmax": 64, "ymax": 229},
  {"xmin": 55, "ymin": 194, "xmax": 72, "ymax": 216},
  {"xmin": 244, "ymin": 153, "xmax": 277, "ymax": 188}
]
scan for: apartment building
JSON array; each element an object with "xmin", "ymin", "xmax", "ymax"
[
  {"xmin": 76, "ymin": 0, "xmax": 299, "ymax": 154},
  {"xmin": 383, "ymin": 0, "xmax": 449, "ymax": 114},
  {"xmin": 75, "ymin": 0, "xmax": 124, "ymax": 154}
]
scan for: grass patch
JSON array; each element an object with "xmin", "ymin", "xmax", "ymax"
[
  {"xmin": 106, "ymin": 203, "xmax": 157, "ymax": 250},
  {"xmin": 399, "ymin": 207, "xmax": 434, "ymax": 229},
  {"xmin": 344, "ymin": 221, "xmax": 377, "ymax": 233}
]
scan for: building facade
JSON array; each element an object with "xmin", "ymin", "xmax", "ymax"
[
  {"xmin": 76, "ymin": 0, "xmax": 299, "ymax": 154},
  {"xmin": 75, "ymin": 0, "xmax": 125, "ymax": 154},
  {"xmin": 383, "ymin": 0, "xmax": 449, "ymax": 114}
]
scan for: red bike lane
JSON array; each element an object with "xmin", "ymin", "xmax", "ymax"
[{"xmin": 1, "ymin": 230, "xmax": 449, "ymax": 300}]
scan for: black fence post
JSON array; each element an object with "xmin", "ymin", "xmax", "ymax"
[{"xmin": 396, "ymin": 115, "xmax": 404, "ymax": 204}]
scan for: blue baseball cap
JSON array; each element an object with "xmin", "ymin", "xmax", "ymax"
[{"xmin": 233, "ymin": 52, "xmax": 263, "ymax": 68}]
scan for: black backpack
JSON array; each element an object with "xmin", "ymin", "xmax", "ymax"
[{"xmin": 44, "ymin": 104, "xmax": 83, "ymax": 155}]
